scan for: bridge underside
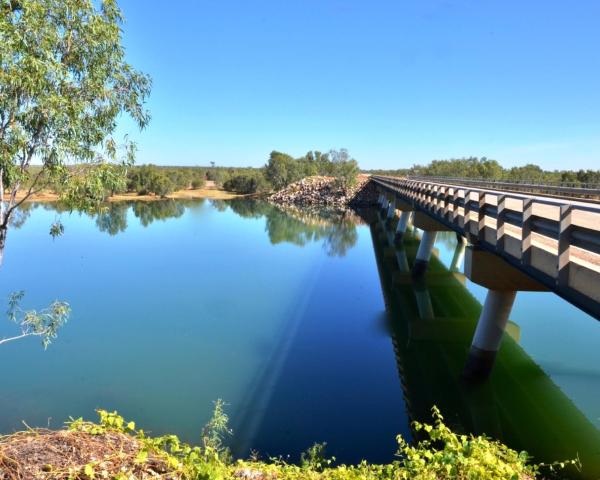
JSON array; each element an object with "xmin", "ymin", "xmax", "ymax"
[{"xmin": 373, "ymin": 175, "xmax": 600, "ymax": 381}]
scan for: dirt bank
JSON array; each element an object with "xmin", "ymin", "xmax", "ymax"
[{"xmin": 13, "ymin": 187, "xmax": 243, "ymax": 204}]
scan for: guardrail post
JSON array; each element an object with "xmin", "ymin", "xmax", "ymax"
[
  {"xmin": 438, "ymin": 186, "xmax": 447, "ymax": 216},
  {"xmin": 496, "ymin": 195, "xmax": 506, "ymax": 253},
  {"xmin": 521, "ymin": 199, "xmax": 534, "ymax": 265},
  {"xmin": 452, "ymin": 188, "xmax": 460, "ymax": 226},
  {"xmin": 478, "ymin": 191, "xmax": 487, "ymax": 242},
  {"xmin": 464, "ymin": 190, "xmax": 475, "ymax": 241},
  {"xmin": 443, "ymin": 187, "xmax": 452, "ymax": 220},
  {"xmin": 557, "ymin": 205, "xmax": 573, "ymax": 288}
]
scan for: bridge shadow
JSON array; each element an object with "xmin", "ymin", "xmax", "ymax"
[{"xmin": 371, "ymin": 213, "xmax": 600, "ymax": 479}]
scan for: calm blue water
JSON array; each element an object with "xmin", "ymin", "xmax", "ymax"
[{"xmin": 1, "ymin": 199, "xmax": 599, "ymax": 473}]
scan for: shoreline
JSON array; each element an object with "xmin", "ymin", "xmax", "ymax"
[{"xmin": 15, "ymin": 187, "xmax": 245, "ymax": 204}]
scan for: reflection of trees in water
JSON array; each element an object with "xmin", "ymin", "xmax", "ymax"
[
  {"xmin": 10, "ymin": 198, "xmax": 358, "ymax": 256},
  {"xmin": 7, "ymin": 202, "xmax": 34, "ymax": 230},
  {"xmin": 210, "ymin": 200, "xmax": 229, "ymax": 212},
  {"xmin": 132, "ymin": 201, "xmax": 185, "ymax": 227},
  {"xmin": 95, "ymin": 203, "xmax": 129, "ymax": 236},
  {"xmin": 226, "ymin": 199, "xmax": 360, "ymax": 257}
]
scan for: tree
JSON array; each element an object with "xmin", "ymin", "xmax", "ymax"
[
  {"xmin": 0, "ymin": 0, "xmax": 151, "ymax": 264},
  {"xmin": 328, "ymin": 148, "xmax": 359, "ymax": 187},
  {"xmin": 264, "ymin": 151, "xmax": 300, "ymax": 190},
  {"xmin": 0, "ymin": 0, "xmax": 150, "ymax": 346}
]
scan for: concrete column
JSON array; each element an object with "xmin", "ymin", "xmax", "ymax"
[
  {"xmin": 394, "ymin": 211, "xmax": 412, "ymax": 244},
  {"xmin": 463, "ymin": 290, "xmax": 517, "ymax": 381},
  {"xmin": 380, "ymin": 197, "xmax": 390, "ymax": 217},
  {"xmin": 386, "ymin": 198, "xmax": 396, "ymax": 222},
  {"xmin": 412, "ymin": 231, "xmax": 438, "ymax": 277},
  {"xmin": 450, "ymin": 235, "xmax": 468, "ymax": 272}
]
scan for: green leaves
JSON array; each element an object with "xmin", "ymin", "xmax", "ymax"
[
  {"xmin": 2, "ymin": 291, "xmax": 70, "ymax": 348},
  {"xmin": 0, "ymin": 0, "xmax": 151, "ymax": 221},
  {"xmin": 58, "ymin": 402, "xmax": 573, "ymax": 480}
]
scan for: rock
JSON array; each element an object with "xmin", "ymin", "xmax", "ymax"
[{"xmin": 269, "ymin": 175, "xmax": 379, "ymax": 208}]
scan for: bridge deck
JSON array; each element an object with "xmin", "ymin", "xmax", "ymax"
[{"xmin": 372, "ymin": 175, "xmax": 600, "ymax": 319}]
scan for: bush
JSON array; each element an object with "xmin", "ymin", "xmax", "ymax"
[{"xmin": 223, "ymin": 174, "xmax": 270, "ymax": 194}]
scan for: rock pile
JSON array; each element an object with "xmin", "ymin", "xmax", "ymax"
[{"xmin": 269, "ymin": 175, "xmax": 379, "ymax": 208}]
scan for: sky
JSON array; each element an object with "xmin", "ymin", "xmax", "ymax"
[{"xmin": 114, "ymin": 0, "xmax": 600, "ymax": 170}]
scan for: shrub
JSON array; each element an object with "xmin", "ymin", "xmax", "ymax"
[{"xmin": 223, "ymin": 174, "xmax": 270, "ymax": 194}]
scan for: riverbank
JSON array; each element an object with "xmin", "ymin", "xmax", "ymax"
[
  {"xmin": 0, "ymin": 408, "xmax": 550, "ymax": 480},
  {"xmin": 14, "ymin": 186, "xmax": 245, "ymax": 203},
  {"xmin": 269, "ymin": 174, "xmax": 379, "ymax": 208}
]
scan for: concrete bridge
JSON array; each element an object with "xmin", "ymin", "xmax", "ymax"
[
  {"xmin": 370, "ymin": 175, "xmax": 600, "ymax": 380},
  {"xmin": 368, "ymin": 219, "xmax": 600, "ymax": 479}
]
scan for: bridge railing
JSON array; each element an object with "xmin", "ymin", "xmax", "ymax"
[
  {"xmin": 404, "ymin": 175, "xmax": 600, "ymax": 200},
  {"xmin": 372, "ymin": 175, "xmax": 600, "ymax": 319}
]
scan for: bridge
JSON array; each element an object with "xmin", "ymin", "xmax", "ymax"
[
  {"xmin": 368, "ymin": 218, "xmax": 600, "ymax": 479},
  {"xmin": 370, "ymin": 174, "xmax": 600, "ymax": 380}
]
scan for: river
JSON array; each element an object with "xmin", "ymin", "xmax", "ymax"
[{"xmin": 0, "ymin": 199, "xmax": 599, "ymax": 477}]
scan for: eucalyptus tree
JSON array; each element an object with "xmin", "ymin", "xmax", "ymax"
[
  {"xmin": 0, "ymin": 0, "xmax": 151, "ymax": 264},
  {"xmin": 0, "ymin": 0, "xmax": 151, "ymax": 346}
]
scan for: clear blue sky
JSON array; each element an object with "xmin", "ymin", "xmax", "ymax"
[{"xmin": 115, "ymin": 0, "xmax": 600, "ymax": 170}]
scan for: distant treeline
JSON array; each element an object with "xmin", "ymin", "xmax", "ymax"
[
  {"xmin": 122, "ymin": 149, "xmax": 359, "ymax": 196},
  {"xmin": 363, "ymin": 157, "xmax": 600, "ymax": 185}
]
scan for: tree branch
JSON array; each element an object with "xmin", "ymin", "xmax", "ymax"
[{"xmin": 0, "ymin": 331, "xmax": 40, "ymax": 346}]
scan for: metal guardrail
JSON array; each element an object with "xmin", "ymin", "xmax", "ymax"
[
  {"xmin": 406, "ymin": 175, "xmax": 600, "ymax": 200},
  {"xmin": 371, "ymin": 175, "xmax": 600, "ymax": 320}
]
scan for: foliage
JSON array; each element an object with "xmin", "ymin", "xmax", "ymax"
[
  {"xmin": 200, "ymin": 399, "xmax": 233, "ymax": 461},
  {"xmin": 264, "ymin": 151, "xmax": 300, "ymax": 190},
  {"xmin": 0, "ymin": 0, "xmax": 151, "ymax": 237},
  {"xmin": 126, "ymin": 165, "xmax": 207, "ymax": 196},
  {"xmin": 223, "ymin": 173, "xmax": 270, "ymax": 194},
  {"xmin": 1, "ymin": 291, "xmax": 70, "ymax": 348},
  {"xmin": 365, "ymin": 156, "xmax": 600, "ymax": 186},
  {"xmin": 132, "ymin": 200, "xmax": 185, "ymax": 227},
  {"xmin": 57, "ymin": 404, "xmax": 570, "ymax": 480},
  {"xmin": 264, "ymin": 149, "xmax": 359, "ymax": 190},
  {"xmin": 328, "ymin": 149, "xmax": 359, "ymax": 187}
]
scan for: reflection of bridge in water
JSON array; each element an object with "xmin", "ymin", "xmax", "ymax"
[
  {"xmin": 218, "ymin": 200, "xmax": 600, "ymax": 478},
  {"xmin": 369, "ymin": 210, "xmax": 600, "ymax": 479}
]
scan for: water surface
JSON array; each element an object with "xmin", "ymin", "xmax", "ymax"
[{"xmin": 1, "ymin": 199, "xmax": 600, "ymax": 476}]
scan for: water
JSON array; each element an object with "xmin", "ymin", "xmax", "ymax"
[{"xmin": 1, "ymin": 199, "xmax": 599, "ymax": 476}]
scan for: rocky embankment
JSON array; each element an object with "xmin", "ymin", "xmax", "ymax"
[{"xmin": 269, "ymin": 175, "xmax": 379, "ymax": 208}]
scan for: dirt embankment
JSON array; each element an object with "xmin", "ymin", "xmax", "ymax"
[
  {"xmin": 13, "ymin": 183, "xmax": 243, "ymax": 204},
  {"xmin": 269, "ymin": 174, "xmax": 378, "ymax": 208}
]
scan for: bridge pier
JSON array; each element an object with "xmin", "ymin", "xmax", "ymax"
[
  {"xmin": 394, "ymin": 211, "xmax": 412, "ymax": 245},
  {"xmin": 463, "ymin": 290, "xmax": 517, "ymax": 381},
  {"xmin": 450, "ymin": 235, "xmax": 468, "ymax": 272},
  {"xmin": 380, "ymin": 195, "xmax": 390, "ymax": 217},
  {"xmin": 412, "ymin": 231, "xmax": 438, "ymax": 277},
  {"xmin": 463, "ymin": 246, "xmax": 549, "ymax": 381},
  {"xmin": 386, "ymin": 198, "xmax": 396, "ymax": 224}
]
